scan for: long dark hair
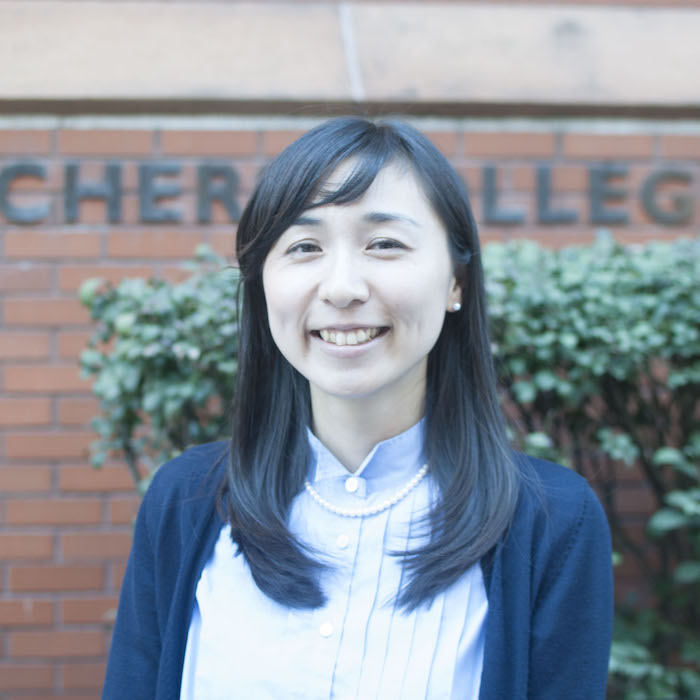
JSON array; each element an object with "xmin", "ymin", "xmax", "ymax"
[{"xmin": 221, "ymin": 116, "xmax": 519, "ymax": 610}]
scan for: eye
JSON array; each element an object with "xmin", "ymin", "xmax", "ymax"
[
  {"xmin": 368, "ymin": 238, "xmax": 407, "ymax": 251},
  {"xmin": 287, "ymin": 240, "xmax": 321, "ymax": 255}
]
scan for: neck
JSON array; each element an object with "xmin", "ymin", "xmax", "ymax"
[{"xmin": 310, "ymin": 381, "xmax": 425, "ymax": 473}]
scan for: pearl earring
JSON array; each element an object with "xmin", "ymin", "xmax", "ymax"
[{"xmin": 452, "ymin": 302, "xmax": 462, "ymax": 312}]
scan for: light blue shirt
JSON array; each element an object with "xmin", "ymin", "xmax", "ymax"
[{"xmin": 180, "ymin": 421, "xmax": 487, "ymax": 699}]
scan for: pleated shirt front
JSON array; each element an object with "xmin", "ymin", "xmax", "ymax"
[{"xmin": 180, "ymin": 421, "xmax": 487, "ymax": 699}]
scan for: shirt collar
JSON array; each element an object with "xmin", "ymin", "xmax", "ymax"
[{"xmin": 307, "ymin": 418, "xmax": 426, "ymax": 492}]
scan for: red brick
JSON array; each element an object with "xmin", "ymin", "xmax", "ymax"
[
  {"xmin": 0, "ymin": 534, "xmax": 53, "ymax": 560},
  {"xmin": 4, "ymin": 231, "xmax": 101, "ymax": 259},
  {"xmin": 58, "ymin": 264, "xmax": 156, "ymax": 292},
  {"xmin": 9, "ymin": 630, "xmax": 104, "ymax": 658},
  {"xmin": 0, "ymin": 663, "xmax": 54, "ymax": 690},
  {"xmin": 0, "ymin": 333, "xmax": 50, "ymax": 360},
  {"xmin": 456, "ymin": 165, "xmax": 482, "ymax": 194},
  {"xmin": 0, "ymin": 467, "xmax": 52, "ymax": 493},
  {"xmin": 107, "ymin": 229, "xmax": 204, "ymax": 258},
  {"xmin": 10, "ymin": 695, "xmax": 102, "ymax": 700},
  {"xmin": 263, "ymin": 130, "xmax": 306, "ymax": 156},
  {"xmin": 505, "ymin": 227, "xmax": 597, "ymax": 248},
  {"xmin": 108, "ymin": 496, "xmax": 140, "ymax": 525},
  {"xmin": 0, "ymin": 600, "xmax": 53, "ymax": 626},
  {"xmin": 4, "ymin": 298, "xmax": 90, "ymax": 326},
  {"xmin": 615, "ymin": 484, "xmax": 658, "ymax": 516},
  {"xmin": 0, "ymin": 130, "xmax": 52, "ymax": 155},
  {"xmin": 466, "ymin": 132, "xmax": 555, "ymax": 158},
  {"xmin": 61, "ymin": 598, "xmax": 118, "ymax": 625},
  {"xmin": 235, "ymin": 161, "xmax": 263, "ymax": 194},
  {"xmin": 0, "ymin": 266, "xmax": 51, "ymax": 292},
  {"xmin": 0, "ymin": 399, "xmax": 52, "ymax": 426},
  {"xmin": 563, "ymin": 133, "xmax": 653, "ymax": 159},
  {"xmin": 6, "ymin": 499, "xmax": 101, "ymax": 526},
  {"xmin": 5, "ymin": 430, "xmax": 94, "ymax": 459},
  {"xmin": 58, "ymin": 398, "xmax": 99, "ymax": 426},
  {"xmin": 59, "ymin": 464, "xmax": 134, "ymax": 492},
  {"xmin": 611, "ymin": 229, "xmax": 683, "ymax": 244},
  {"xmin": 160, "ymin": 263, "xmax": 199, "ymax": 284},
  {"xmin": 111, "ymin": 563, "xmax": 128, "ymax": 590},
  {"xmin": 58, "ymin": 331, "xmax": 93, "ymax": 359},
  {"xmin": 161, "ymin": 130, "xmax": 258, "ymax": 156},
  {"xmin": 61, "ymin": 661, "xmax": 107, "ymax": 689},
  {"xmin": 209, "ymin": 232, "xmax": 237, "ymax": 259},
  {"xmin": 57, "ymin": 130, "xmax": 152, "ymax": 156},
  {"xmin": 3, "ymin": 365, "xmax": 91, "ymax": 393},
  {"xmin": 424, "ymin": 131, "xmax": 458, "ymax": 157},
  {"xmin": 9, "ymin": 565, "xmax": 104, "ymax": 593},
  {"xmin": 660, "ymin": 134, "xmax": 700, "ymax": 159},
  {"xmin": 509, "ymin": 164, "xmax": 589, "ymax": 193},
  {"xmin": 61, "ymin": 532, "xmax": 132, "ymax": 560},
  {"xmin": 510, "ymin": 166, "xmax": 536, "ymax": 191}
]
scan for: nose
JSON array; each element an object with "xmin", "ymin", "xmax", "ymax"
[{"xmin": 317, "ymin": 252, "xmax": 369, "ymax": 308}]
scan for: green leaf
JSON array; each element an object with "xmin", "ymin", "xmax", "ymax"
[
  {"xmin": 674, "ymin": 561, "xmax": 700, "ymax": 584},
  {"xmin": 648, "ymin": 509, "xmax": 689, "ymax": 536}
]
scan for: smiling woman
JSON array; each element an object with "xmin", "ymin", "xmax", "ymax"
[
  {"xmin": 262, "ymin": 161, "xmax": 462, "ymax": 461},
  {"xmin": 102, "ymin": 117, "xmax": 613, "ymax": 699}
]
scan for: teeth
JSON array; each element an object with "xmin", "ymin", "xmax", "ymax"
[{"xmin": 317, "ymin": 327, "xmax": 381, "ymax": 346}]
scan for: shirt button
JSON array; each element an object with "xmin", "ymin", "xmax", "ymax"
[
  {"xmin": 336, "ymin": 534, "xmax": 350, "ymax": 549},
  {"xmin": 345, "ymin": 476, "xmax": 359, "ymax": 493},
  {"xmin": 319, "ymin": 622, "xmax": 334, "ymax": 637}
]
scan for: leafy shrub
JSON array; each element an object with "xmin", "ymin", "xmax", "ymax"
[
  {"xmin": 485, "ymin": 234, "xmax": 699, "ymax": 698},
  {"xmin": 81, "ymin": 234, "xmax": 699, "ymax": 695},
  {"xmin": 80, "ymin": 244, "xmax": 238, "ymax": 492}
]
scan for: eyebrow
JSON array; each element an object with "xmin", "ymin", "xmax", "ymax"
[{"xmin": 292, "ymin": 211, "xmax": 420, "ymax": 228}]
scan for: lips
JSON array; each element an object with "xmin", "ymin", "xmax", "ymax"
[{"xmin": 314, "ymin": 327, "xmax": 385, "ymax": 346}]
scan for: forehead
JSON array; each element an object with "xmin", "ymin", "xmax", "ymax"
[{"xmin": 311, "ymin": 159, "xmax": 440, "ymax": 225}]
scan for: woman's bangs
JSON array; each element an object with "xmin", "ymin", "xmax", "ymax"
[{"xmin": 309, "ymin": 143, "xmax": 395, "ymax": 210}]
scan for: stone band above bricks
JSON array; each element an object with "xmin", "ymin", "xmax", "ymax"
[{"xmin": 2, "ymin": 2, "xmax": 700, "ymax": 112}]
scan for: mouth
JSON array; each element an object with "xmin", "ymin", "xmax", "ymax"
[{"xmin": 311, "ymin": 327, "xmax": 388, "ymax": 347}]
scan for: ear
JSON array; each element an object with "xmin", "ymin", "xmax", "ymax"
[{"xmin": 447, "ymin": 278, "xmax": 463, "ymax": 312}]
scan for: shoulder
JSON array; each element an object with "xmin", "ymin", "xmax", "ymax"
[
  {"xmin": 146, "ymin": 441, "xmax": 228, "ymax": 500},
  {"xmin": 513, "ymin": 452, "xmax": 605, "ymax": 529},
  {"xmin": 139, "ymin": 441, "xmax": 229, "ymax": 536},
  {"xmin": 500, "ymin": 453, "xmax": 611, "ymax": 583}
]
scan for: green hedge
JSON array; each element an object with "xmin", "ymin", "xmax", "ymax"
[{"xmin": 81, "ymin": 234, "xmax": 700, "ymax": 697}]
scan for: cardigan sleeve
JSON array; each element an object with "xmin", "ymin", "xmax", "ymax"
[
  {"xmin": 528, "ymin": 481, "xmax": 613, "ymax": 699},
  {"xmin": 102, "ymin": 485, "xmax": 161, "ymax": 699}
]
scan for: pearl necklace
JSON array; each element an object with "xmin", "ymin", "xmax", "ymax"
[{"xmin": 303, "ymin": 464, "xmax": 429, "ymax": 518}]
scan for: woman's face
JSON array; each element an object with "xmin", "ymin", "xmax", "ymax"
[{"xmin": 262, "ymin": 161, "xmax": 462, "ymax": 410}]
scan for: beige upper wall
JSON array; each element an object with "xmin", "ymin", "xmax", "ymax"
[{"xmin": 1, "ymin": 1, "xmax": 699, "ymax": 111}]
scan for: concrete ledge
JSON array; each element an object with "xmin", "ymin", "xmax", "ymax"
[{"xmin": 1, "ymin": 1, "xmax": 699, "ymax": 112}]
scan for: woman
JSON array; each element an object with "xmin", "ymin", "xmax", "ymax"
[{"xmin": 103, "ymin": 117, "xmax": 613, "ymax": 699}]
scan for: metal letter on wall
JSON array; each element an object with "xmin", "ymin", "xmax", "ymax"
[
  {"xmin": 640, "ymin": 170, "xmax": 694, "ymax": 225},
  {"xmin": 197, "ymin": 164, "xmax": 241, "ymax": 224},
  {"xmin": 0, "ymin": 163, "xmax": 50, "ymax": 224},
  {"xmin": 139, "ymin": 163, "xmax": 182, "ymax": 223},
  {"xmin": 589, "ymin": 165, "xmax": 629, "ymax": 225},
  {"xmin": 536, "ymin": 166, "xmax": 578, "ymax": 225},
  {"xmin": 482, "ymin": 166, "xmax": 525, "ymax": 225},
  {"xmin": 65, "ymin": 163, "xmax": 122, "ymax": 223}
]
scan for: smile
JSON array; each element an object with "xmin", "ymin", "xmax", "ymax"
[{"xmin": 315, "ymin": 327, "xmax": 385, "ymax": 346}]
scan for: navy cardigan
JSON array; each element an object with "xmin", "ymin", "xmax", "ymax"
[{"xmin": 103, "ymin": 443, "xmax": 613, "ymax": 699}]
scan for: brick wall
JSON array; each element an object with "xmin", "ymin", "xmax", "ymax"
[{"xmin": 1, "ymin": 117, "xmax": 698, "ymax": 697}]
